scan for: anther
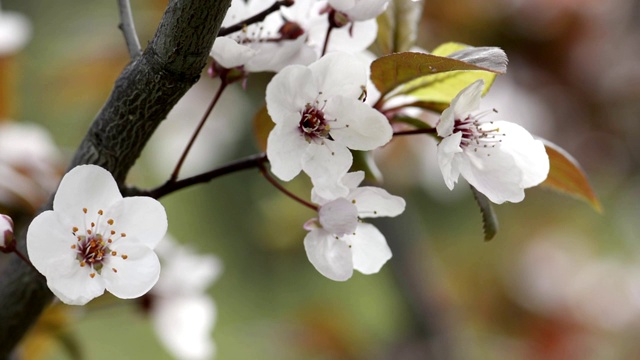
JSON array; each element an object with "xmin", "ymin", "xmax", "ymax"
[
  {"xmin": 98, "ymin": 210, "xmax": 104, "ymax": 215},
  {"xmin": 121, "ymin": 255, "xmax": 128, "ymax": 260},
  {"xmin": 111, "ymin": 251, "xmax": 117, "ymax": 256},
  {"xmin": 107, "ymin": 219, "xmax": 114, "ymax": 225},
  {"xmin": 72, "ymin": 226, "xmax": 79, "ymax": 233},
  {"xmin": 121, "ymin": 233, "xmax": 127, "ymax": 237},
  {"xmin": 83, "ymin": 208, "xmax": 87, "ymax": 214},
  {"xmin": 90, "ymin": 273, "xmax": 96, "ymax": 278},
  {"xmin": 112, "ymin": 268, "xmax": 118, "ymax": 273}
]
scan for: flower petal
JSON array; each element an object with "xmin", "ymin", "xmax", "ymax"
[
  {"xmin": 304, "ymin": 228, "xmax": 353, "ymax": 281},
  {"xmin": 104, "ymin": 197, "xmax": 168, "ymax": 249},
  {"xmin": 210, "ymin": 37, "xmax": 256, "ymax": 68},
  {"xmin": 328, "ymin": 96, "xmax": 392, "ymax": 150},
  {"xmin": 493, "ymin": 121, "xmax": 549, "ymax": 188},
  {"xmin": 266, "ymin": 124, "xmax": 309, "ymax": 181},
  {"xmin": 302, "ymin": 142, "xmax": 352, "ymax": 199},
  {"xmin": 319, "ymin": 198, "xmax": 358, "ymax": 236},
  {"xmin": 458, "ymin": 146, "xmax": 526, "ymax": 204},
  {"xmin": 309, "ymin": 52, "xmax": 367, "ymax": 100},
  {"xmin": 27, "ymin": 210, "xmax": 77, "ymax": 277},
  {"xmin": 153, "ymin": 295, "xmax": 216, "ymax": 360},
  {"xmin": 436, "ymin": 132, "xmax": 464, "ymax": 190},
  {"xmin": 346, "ymin": 223, "xmax": 392, "ymax": 275},
  {"xmin": 53, "ymin": 165, "xmax": 122, "ymax": 215},
  {"xmin": 348, "ymin": 187, "xmax": 406, "ymax": 218},
  {"xmin": 47, "ymin": 260, "xmax": 106, "ymax": 305},
  {"xmin": 266, "ymin": 65, "xmax": 317, "ymax": 125},
  {"xmin": 102, "ymin": 243, "xmax": 161, "ymax": 299},
  {"xmin": 450, "ymin": 79, "xmax": 484, "ymax": 120}
]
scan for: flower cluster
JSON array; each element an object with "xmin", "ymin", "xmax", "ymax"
[
  {"xmin": 304, "ymin": 172, "xmax": 405, "ymax": 281},
  {"xmin": 27, "ymin": 165, "xmax": 168, "ymax": 305},
  {"xmin": 210, "ymin": 0, "xmax": 388, "ymax": 73}
]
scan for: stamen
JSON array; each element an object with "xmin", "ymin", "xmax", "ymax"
[
  {"xmin": 89, "ymin": 273, "xmax": 96, "ymax": 278},
  {"xmin": 112, "ymin": 268, "xmax": 118, "ymax": 273},
  {"xmin": 107, "ymin": 219, "xmax": 114, "ymax": 226},
  {"xmin": 121, "ymin": 254, "xmax": 128, "ymax": 260},
  {"xmin": 72, "ymin": 226, "xmax": 78, "ymax": 233}
]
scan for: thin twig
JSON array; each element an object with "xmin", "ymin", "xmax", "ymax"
[
  {"xmin": 170, "ymin": 82, "xmax": 228, "ymax": 182},
  {"xmin": 117, "ymin": 0, "xmax": 142, "ymax": 58},
  {"xmin": 393, "ymin": 128, "xmax": 437, "ymax": 137},
  {"xmin": 258, "ymin": 163, "xmax": 318, "ymax": 211},
  {"xmin": 144, "ymin": 153, "xmax": 269, "ymax": 199},
  {"xmin": 218, "ymin": 0, "xmax": 293, "ymax": 37}
]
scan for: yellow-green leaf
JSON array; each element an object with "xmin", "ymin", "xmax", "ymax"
[
  {"xmin": 370, "ymin": 43, "xmax": 507, "ymax": 98},
  {"xmin": 542, "ymin": 140, "xmax": 602, "ymax": 212},
  {"xmin": 395, "ymin": 43, "xmax": 507, "ymax": 106}
]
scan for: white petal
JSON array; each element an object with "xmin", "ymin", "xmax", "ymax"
[
  {"xmin": 323, "ymin": 20, "xmax": 378, "ymax": 55},
  {"xmin": 266, "ymin": 65, "xmax": 317, "ymax": 125},
  {"xmin": 346, "ymin": 223, "xmax": 392, "ymax": 275},
  {"xmin": 266, "ymin": 125, "xmax": 309, "ymax": 181},
  {"xmin": 308, "ymin": 52, "xmax": 367, "ymax": 100},
  {"xmin": 493, "ymin": 121, "xmax": 549, "ymax": 188},
  {"xmin": 153, "ymin": 296, "xmax": 216, "ymax": 360},
  {"xmin": 304, "ymin": 229, "xmax": 353, "ymax": 281},
  {"xmin": 327, "ymin": 96, "xmax": 392, "ymax": 150},
  {"xmin": 102, "ymin": 243, "xmax": 161, "ymax": 299},
  {"xmin": 450, "ymin": 79, "xmax": 484, "ymax": 120},
  {"xmin": 319, "ymin": 198, "xmax": 358, "ymax": 236},
  {"xmin": 246, "ymin": 36, "xmax": 317, "ymax": 72},
  {"xmin": 348, "ymin": 187, "xmax": 406, "ymax": 218},
  {"xmin": 53, "ymin": 165, "xmax": 122, "ymax": 215},
  {"xmin": 458, "ymin": 146, "xmax": 525, "ymax": 204},
  {"xmin": 436, "ymin": 132, "xmax": 464, "ymax": 190},
  {"xmin": 330, "ymin": 0, "xmax": 389, "ymax": 21},
  {"xmin": 47, "ymin": 260, "xmax": 106, "ymax": 305},
  {"xmin": 0, "ymin": 10, "xmax": 31, "ymax": 55},
  {"xmin": 436, "ymin": 106, "xmax": 455, "ymax": 137},
  {"xmin": 27, "ymin": 210, "xmax": 77, "ymax": 277},
  {"xmin": 104, "ymin": 197, "xmax": 168, "ymax": 249},
  {"xmin": 302, "ymin": 142, "xmax": 352, "ymax": 199},
  {"xmin": 210, "ymin": 37, "xmax": 256, "ymax": 68},
  {"xmin": 342, "ymin": 171, "xmax": 365, "ymax": 190}
]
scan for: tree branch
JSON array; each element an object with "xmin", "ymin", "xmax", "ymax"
[
  {"xmin": 117, "ymin": 0, "xmax": 142, "ymax": 58},
  {"xmin": 0, "ymin": 0, "xmax": 231, "ymax": 355}
]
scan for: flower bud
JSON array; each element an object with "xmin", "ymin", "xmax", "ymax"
[{"xmin": 0, "ymin": 214, "xmax": 15, "ymax": 252}]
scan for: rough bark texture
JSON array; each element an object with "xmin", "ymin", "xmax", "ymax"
[{"xmin": 0, "ymin": 0, "xmax": 231, "ymax": 355}]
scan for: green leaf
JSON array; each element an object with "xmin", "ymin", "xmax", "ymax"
[
  {"xmin": 541, "ymin": 140, "xmax": 602, "ymax": 212},
  {"xmin": 470, "ymin": 185, "xmax": 499, "ymax": 241},
  {"xmin": 372, "ymin": 0, "xmax": 425, "ymax": 55},
  {"xmin": 370, "ymin": 43, "xmax": 507, "ymax": 98}
]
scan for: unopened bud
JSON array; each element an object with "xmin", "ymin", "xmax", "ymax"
[{"xmin": 0, "ymin": 215, "xmax": 15, "ymax": 253}]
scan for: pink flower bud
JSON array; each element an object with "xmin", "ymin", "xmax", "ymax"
[{"xmin": 0, "ymin": 214, "xmax": 15, "ymax": 252}]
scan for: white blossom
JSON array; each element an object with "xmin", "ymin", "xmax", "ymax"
[
  {"xmin": 436, "ymin": 80, "xmax": 549, "ymax": 204},
  {"xmin": 328, "ymin": 0, "xmax": 390, "ymax": 22},
  {"xmin": 0, "ymin": 7, "xmax": 31, "ymax": 56},
  {"xmin": 266, "ymin": 52, "xmax": 392, "ymax": 198},
  {"xmin": 150, "ymin": 236, "xmax": 222, "ymax": 360},
  {"xmin": 304, "ymin": 172, "xmax": 405, "ymax": 281},
  {"xmin": 27, "ymin": 165, "xmax": 168, "ymax": 305},
  {"xmin": 210, "ymin": 0, "xmax": 316, "ymax": 72}
]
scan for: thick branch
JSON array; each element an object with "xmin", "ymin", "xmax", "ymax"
[{"xmin": 0, "ymin": 0, "xmax": 231, "ymax": 355}]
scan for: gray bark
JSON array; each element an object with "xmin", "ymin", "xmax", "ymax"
[{"xmin": 0, "ymin": 0, "xmax": 231, "ymax": 355}]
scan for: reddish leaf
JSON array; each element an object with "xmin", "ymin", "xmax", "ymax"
[
  {"xmin": 253, "ymin": 105, "xmax": 273, "ymax": 151},
  {"xmin": 542, "ymin": 140, "xmax": 602, "ymax": 212}
]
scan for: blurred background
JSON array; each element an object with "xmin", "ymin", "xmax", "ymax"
[{"xmin": 1, "ymin": 0, "xmax": 639, "ymax": 359}]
